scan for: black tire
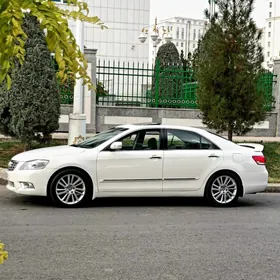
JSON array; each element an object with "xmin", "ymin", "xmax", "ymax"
[
  {"xmin": 49, "ymin": 168, "xmax": 93, "ymax": 208},
  {"xmin": 205, "ymin": 171, "xmax": 241, "ymax": 207}
]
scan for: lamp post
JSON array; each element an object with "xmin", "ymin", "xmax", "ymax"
[
  {"xmin": 138, "ymin": 17, "xmax": 173, "ymax": 64},
  {"xmin": 267, "ymin": 56, "xmax": 278, "ymax": 69},
  {"xmin": 68, "ymin": 19, "xmax": 87, "ymax": 145},
  {"xmin": 208, "ymin": 0, "xmax": 217, "ymax": 18}
]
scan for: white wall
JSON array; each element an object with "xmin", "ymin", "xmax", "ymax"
[
  {"xmin": 264, "ymin": 0, "xmax": 280, "ymax": 66},
  {"xmin": 55, "ymin": 0, "xmax": 150, "ymax": 63},
  {"xmin": 149, "ymin": 17, "xmax": 207, "ymax": 65}
]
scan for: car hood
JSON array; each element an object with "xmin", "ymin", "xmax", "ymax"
[{"xmin": 12, "ymin": 145, "xmax": 86, "ymax": 162}]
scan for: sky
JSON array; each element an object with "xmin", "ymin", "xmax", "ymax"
[{"xmin": 150, "ymin": 0, "xmax": 267, "ymax": 28}]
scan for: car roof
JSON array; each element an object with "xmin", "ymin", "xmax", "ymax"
[
  {"xmin": 115, "ymin": 123, "xmax": 238, "ymax": 150},
  {"xmin": 116, "ymin": 123, "xmax": 209, "ymax": 134}
]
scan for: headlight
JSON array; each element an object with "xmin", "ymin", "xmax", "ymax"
[{"xmin": 20, "ymin": 160, "xmax": 49, "ymax": 170}]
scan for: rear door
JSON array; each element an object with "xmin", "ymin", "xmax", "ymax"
[{"xmin": 162, "ymin": 129, "xmax": 224, "ymax": 192}]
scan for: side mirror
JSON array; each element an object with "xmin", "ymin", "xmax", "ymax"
[{"xmin": 110, "ymin": 142, "xmax": 122, "ymax": 151}]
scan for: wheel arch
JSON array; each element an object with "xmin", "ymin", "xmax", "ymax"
[
  {"xmin": 47, "ymin": 166, "xmax": 94, "ymax": 198},
  {"xmin": 204, "ymin": 169, "xmax": 244, "ymax": 198}
]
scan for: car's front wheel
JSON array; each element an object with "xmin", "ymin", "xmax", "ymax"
[
  {"xmin": 205, "ymin": 172, "xmax": 241, "ymax": 207},
  {"xmin": 49, "ymin": 169, "xmax": 92, "ymax": 208}
]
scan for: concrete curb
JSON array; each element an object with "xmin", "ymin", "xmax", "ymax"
[
  {"xmin": 0, "ymin": 168, "xmax": 7, "ymax": 185},
  {"xmin": 264, "ymin": 187, "xmax": 280, "ymax": 193},
  {"xmin": 1, "ymin": 168, "xmax": 280, "ymax": 193},
  {"xmin": 0, "ymin": 178, "xmax": 7, "ymax": 185}
]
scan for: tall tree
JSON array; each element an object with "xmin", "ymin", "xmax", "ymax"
[
  {"xmin": 193, "ymin": 0, "xmax": 266, "ymax": 140},
  {"xmin": 0, "ymin": 0, "xmax": 105, "ymax": 90},
  {"xmin": 0, "ymin": 14, "xmax": 60, "ymax": 149}
]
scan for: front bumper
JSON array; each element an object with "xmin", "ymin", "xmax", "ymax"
[{"xmin": 6, "ymin": 168, "xmax": 54, "ymax": 197}]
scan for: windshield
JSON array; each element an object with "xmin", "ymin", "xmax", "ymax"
[{"xmin": 72, "ymin": 127, "xmax": 128, "ymax": 149}]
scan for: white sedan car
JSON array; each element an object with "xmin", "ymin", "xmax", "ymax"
[{"xmin": 6, "ymin": 124, "xmax": 268, "ymax": 207}]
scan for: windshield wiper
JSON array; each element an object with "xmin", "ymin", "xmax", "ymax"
[
  {"xmin": 71, "ymin": 144, "xmax": 92, "ymax": 149},
  {"xmin": 70, "ymin": 144, "xmax": 81, "ymax": 147}
]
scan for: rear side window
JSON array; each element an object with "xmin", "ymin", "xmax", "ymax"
[{"xmin": 166, "ymin": 129, "xmax": 219, "ymax": 150}]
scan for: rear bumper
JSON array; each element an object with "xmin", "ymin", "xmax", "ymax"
[{"xmin": 242, "ymin": 169, "xmax": 268, "ymax": 195}]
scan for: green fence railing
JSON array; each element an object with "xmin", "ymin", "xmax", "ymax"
[
  {"xmin": 145, "ymin": 61, "xmax": 198, "ymax": 108},
  {"xmin": 60, "ymin": 59, "xmax": 276, "ymax": 112},
  {"xmin": 59, "ymin": 81, "xmax": 74, "ymax": 104},
  {"xmin": 96, "ymin": 60, "xmax": 154, "ymax": 107},
  {"xmin": 257, "ymin": 71, "xmax": 276, "ymax": 111}
]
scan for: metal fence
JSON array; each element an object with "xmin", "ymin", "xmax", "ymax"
[
  {"xmin": 60, "ymin": 60, "xmax": 276, "ymax": 112},
  {"xmin": 96, "ymin": 60, "xmax": 199, "ymax": 108},
  {"xmin": 96, "ymin": 60, "xmax": 154, "ymax": 107},
  {"xmin": 257, "ymin": 71, "xmax": 276, "ymax": 111},
  {"xmin": 145, "ymin": 61, "xmax": 198, "ymax": 109},
  {"xmin": 59, "ymin": 78, "xmax": 74, "ymax": 105}
]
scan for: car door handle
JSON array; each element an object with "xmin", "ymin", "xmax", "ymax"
[
  {"xmin": 209, "ymin": 154, "xmax": 220, "ymax": 158},
  {"xmin": 150, "ymin": 156, "xmax": 162, "ymax": 159}
]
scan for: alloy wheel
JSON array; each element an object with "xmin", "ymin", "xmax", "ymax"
[
  {"xmin": 55, "ymin": 174, "xmax": 86, "ymax": 205},
  {"xmin": 211, "ymin": 175, "xmax": 238, "ymax": 205}
]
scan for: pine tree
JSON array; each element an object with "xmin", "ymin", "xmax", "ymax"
[
  {"xmin": 193, "ymin": 0, "xmax": 266, "ymax": 141},
  {"xmin": 0, "ymin": 14, "xmax": 60, "ymax": 149}
]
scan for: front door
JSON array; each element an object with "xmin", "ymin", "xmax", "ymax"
[
  {"xmin": 163, "ymin": 129, "xmax": 224, "ymax": 192},
  {"xmin": 97, "ymin": 129, "xmax": 163, "ymax": 193}
]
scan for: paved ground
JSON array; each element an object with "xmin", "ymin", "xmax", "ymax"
[{"xmin": 1, "ymin": 185, "xmax": 280, "ymax": 280}]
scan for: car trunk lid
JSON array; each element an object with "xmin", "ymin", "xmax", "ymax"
[{"xmin": 237, "ymin": 143, "xmax": 264, "ymax": 152}]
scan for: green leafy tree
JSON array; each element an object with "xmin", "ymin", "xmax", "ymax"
[
  {"xmin": 0, "ymin": 0, "xmax": 105, "ymax": 90},
  {"xmin": 193, "ymin": 0, "xmax": 266, "ymax": 141},
  {"xmin": 152, "ymin": 42, "xmax": 183, "ymax": 106},
  {"xmin": 0, "ymin": 14, "xmax": 61, "ymax": 149}
]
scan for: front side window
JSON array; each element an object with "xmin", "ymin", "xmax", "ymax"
[
  {"xmin": 73, "ymin": 127, "xmax": 128, "ymax": 149},
  {"xmin": 167, "ymin": 129, "xmax": 218, "ymax": 150},
  {"xmin": 118, "ymin": 130, "xmax": 161, "ymax": 151}
]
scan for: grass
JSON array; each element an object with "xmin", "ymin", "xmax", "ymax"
[
  {"xmin": 0, "ymin": 140, "xmax": 280, "ymax": 183},
  {"xmin": 263, "ymin": 143, "xmax": 280, "ymax": 183},
  {"xmin": 0, "ymin": 139, "xmax": 67, "ymax": 169}
]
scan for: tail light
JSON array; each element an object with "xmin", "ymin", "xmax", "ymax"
[{"xmin": 252, "ymin": 155, "xmax": 266, "ymax": 165}]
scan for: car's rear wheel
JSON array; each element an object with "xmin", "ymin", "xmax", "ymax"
[
  {"xmin": 49, "ymin": 169, "xmax": 92, "ymax": 208},
  {"xmin": 205, "ymin": 172, "xmax": 241, "ymax": 207}
]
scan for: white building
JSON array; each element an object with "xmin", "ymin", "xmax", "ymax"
[
  {"xmin": 53, "ymin": 0, "xmax": 150, "ymax": 63},
  {"xmin": 149, "ymin": 17, "xmax": 207, "ymax": 65},
  {"xmin": 263, "ymin": 0, "xmax": 280, "ymax": 66}
]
